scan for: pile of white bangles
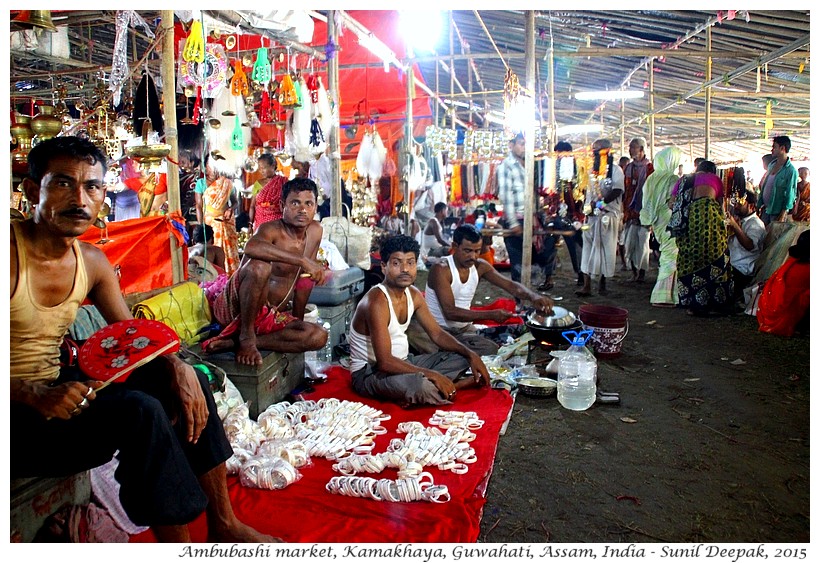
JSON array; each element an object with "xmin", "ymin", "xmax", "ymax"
[
  {"xmin": 222, "ymin": 399, "xmax": 483, "ymax": 500},
  {"xmin": 326, "ymin": 472, "xmax": 450, "ymax": 503},
  {"xmin": 222, "ymin": 398, "xmax": 392, "ymax": 490},
  {"xmin": 331, "ymin": 411, "xmax": 482, "ymax": 479}
]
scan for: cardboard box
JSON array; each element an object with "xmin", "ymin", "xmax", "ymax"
[{"xmin": 10, "ymin": 472, "xmax": 91, "ymax": 543}]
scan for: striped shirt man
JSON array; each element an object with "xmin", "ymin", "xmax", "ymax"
[{"xmin": 497, "ymin": 152, "xmax": 526, "ymax": 229}]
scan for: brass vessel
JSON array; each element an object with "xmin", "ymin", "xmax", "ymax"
[{"xmin": 31, "ymin": 104, "xmax": 63, "ymax": 141}]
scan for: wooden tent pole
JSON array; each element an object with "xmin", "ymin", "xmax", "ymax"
[
  {"xmin": 649, "ymin": 59, "xmax": 655, "ymax": 160},
  {"xmin": 705, "ymin": 26, "xmax": 712, "ymax": 160},
  {"xmin": 161, "ymin": 10, "xmax": 183, "ymax": 284},
  {"xmin": 522, "ymin": 10, "xmax": 535, "ymax": 289},
  {"xmin": 327, "ymin": 10, "xmax": 342, "ymax": 219}
]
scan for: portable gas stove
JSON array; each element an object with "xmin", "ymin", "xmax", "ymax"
[{"xmin": 526, "ymin": 339, "xmax": 569, "ymax": 366}]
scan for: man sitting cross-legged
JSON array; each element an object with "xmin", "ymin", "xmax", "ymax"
[
  {"xmin": 407, "ymin": 224, "xmax": 555, "ymax": 356},
  {"xmin": 11, "ymin": 136, "xmax": 275, "ymax": 542},
  {"xmin": 202, "ymin": 177, "xmax": 329, "ymax": 366},
  {"xmin": 348, "ymin": 235, "xmax": 491, "ymax": 407}
]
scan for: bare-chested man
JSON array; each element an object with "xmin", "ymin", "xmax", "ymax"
[
  {"xmin": 11, "ymin": 136, "xmax": 275, "ymax": 542},
  {"xmin": 202, "ymin": 177, "xmax": 329, "ymax": 365}
]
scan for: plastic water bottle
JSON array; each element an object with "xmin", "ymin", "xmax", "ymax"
[
  {"xmin": 557, "ymin": 330, "xmax": 597, "ymax": 411},
  {"xmin": 317, "ymin": 322, "xmax": 333, "ymax": 366}
]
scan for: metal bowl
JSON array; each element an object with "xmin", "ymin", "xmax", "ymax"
[
  {"xmin": 528, "ymin": 306, "xmax": 577, "ymax": 328},
  {"xmin": 516, "ymin": 377, "xmax": 557, "ymax": 397}
]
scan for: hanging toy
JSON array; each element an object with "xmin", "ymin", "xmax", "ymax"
[
  {"xmin": 252, "ymin": 47, "xmax": 272, "ymax": 84},
  {"xmin": 279, "ymin": 73, "xmax": 299, "ymax": 107},
  {"xmin": 259, "ymin": 89, "xmax": 273, "ymax": 123},
  {"xmin": 183, "ymin": 20, "xmax": 205, "ymax": 63},
  {"xmin": 191, "ymin": 86, "xmax": 202, "ymax": 125},
  {"xmin": 306, "ymin": 74, "xmax": 320, "ymax": 104},
  {"xmin": 309, "ymin": 118, "xmax": 324, "ymax": 148},
  {"xmin": 230, "ymin": 60, "xmax": 249, "ymax": 97},
  {"xmin": 231, "ymin": 115, "xmax": 244, "ymax": 151}
]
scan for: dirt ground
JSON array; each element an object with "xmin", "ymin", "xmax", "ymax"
[{"xmin": 414, "ymin": 242, "xmax": 810, "ymax": 544}]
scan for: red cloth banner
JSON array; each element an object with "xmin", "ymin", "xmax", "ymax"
[{"xmin": 79, "ymin": 217, "xmax": 187, "ymax": 296}]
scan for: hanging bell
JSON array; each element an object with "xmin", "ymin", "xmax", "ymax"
[{"xmin": 12, "ymin": 10, "xmax": 57, "ymax": 33}]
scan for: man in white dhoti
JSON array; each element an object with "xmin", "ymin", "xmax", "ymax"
[
  {"xmin": 577, "ymin": 139, "xmax": 625, "ymax": 297},
  {"xmin": 622, "ymin": 136, "xmax": 654, "ymax": 282}
]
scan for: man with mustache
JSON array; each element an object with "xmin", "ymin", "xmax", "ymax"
[
  {"xmin": 202, "ymin": 177, "xmax": 329, "ymax": 366},
  {"xmin": 348, "ymin": 235, "xmax": 490, "ymax": 407},
  {"xmin": 10, "ymin": 136, "xmax": 276, "ymax": 542},
  {"xmin": 407, "ymin": 224, "xmax": 554, "ymax": 356}
]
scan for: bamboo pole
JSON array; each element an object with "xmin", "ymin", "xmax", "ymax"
[
  {"xmin": 547, "ymin": 45, "xmax": 556, "ymax": 151},
  {"xmin": 327, "ymin": 10, "xmax": 342, "ymax": 219},
  {"xmin": 705, "ymin": 26, "xmax": 712, "ymax": 160},
  {"xmin": 649, "ymin": 60, "xmax": 655, "ymax": 160},
  {"xmin": 404, "ymin": 71, "xmax": 414, "ymax": 235},
  {"xmin": 161, "ymin": 10, "xmax": 183, "ymax": 284},
  {"xmin": 522, "ymin": 11, "xmax": 535, "ymax": 289}
]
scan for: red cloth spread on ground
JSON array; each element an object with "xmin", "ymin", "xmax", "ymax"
[
  {"xmin": 131, "ymin": 366, "xmax": 513, "ymax": 543},
  {"xmin": 78, "ymin": 216, "xmax": 186, "ymax": 296},
  {"xmin": 471, "ymin": 297, "xmax": 524, "ymax": 327}
]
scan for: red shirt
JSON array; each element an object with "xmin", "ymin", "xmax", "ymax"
[{"xmin": 124, "ymin": 174, "xmax": 168, "ymax": 195}]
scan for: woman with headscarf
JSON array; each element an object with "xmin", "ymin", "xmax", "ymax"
[
  {"xmin": 668, "ymin": 159, "xmax": 734, "ymax": 316},
  {"xmin": 640, "ymin": 147, "xmax": 682, "ymax": 307}
]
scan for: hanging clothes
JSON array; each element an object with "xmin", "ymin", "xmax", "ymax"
[{"xmin": 450, "ymin": 164, "xmax": 462, "ymax": 204}]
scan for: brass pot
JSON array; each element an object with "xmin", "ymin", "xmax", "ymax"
[
  {"xmin": 31, "ymin": 104, "xmax": 63, "ymax": 141},
  {"xmin": 11, "ymin": 115, "xmax": 34, "ymax": 175}
]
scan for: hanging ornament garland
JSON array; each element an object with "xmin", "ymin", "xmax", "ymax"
[
  {"xmin": 109, "ymin": 10, "xmax": 154, "ymax": 107},
  {"xmin": 179, "ymin": 42, "xmax": 229, "ymax": 99}
]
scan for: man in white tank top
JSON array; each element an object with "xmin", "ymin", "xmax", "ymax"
[
  {"xmin": 420, "ymin": 202, "xmax": 450, "ymax": 263},
  {"xmin": 348, "ymin": 235, "xmax": 490, "ymax": 407},
  {"xmin": 407, "ymin": 225, "xmax": 555, "ymax": 355}
]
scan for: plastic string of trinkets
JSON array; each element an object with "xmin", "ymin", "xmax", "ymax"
[{"xmin": 221, "ymin": 398, "xmax": 391, "ymax": 490}]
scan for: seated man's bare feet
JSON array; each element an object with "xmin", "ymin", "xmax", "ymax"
[
  {"xmin": 236, "ymin": 338, "xmax": 264, "ymax": 366},
  {"xmin": 202, "ymin": 337, "xmax": 235, "ymax": 354}
]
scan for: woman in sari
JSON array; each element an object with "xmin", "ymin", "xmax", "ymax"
[
  {"xmin": 639, "ymin": 146, "xmax": 682, "ymax": 307},
  {"xmin": 669, "ymin": 159, "xmax": 734, "ymax": 316},
  {"xmin": 195, "ymin": 161, "xmax": 240, "ymax": 275}
]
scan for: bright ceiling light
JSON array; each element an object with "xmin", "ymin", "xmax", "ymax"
[
  {"xmin": 358, "ymin": 34, "xmax": 400, "ymax": 72},
  {"xmin": 556, "ymin": 124, "xmax": 604, "ymax": 135},
  {"xmin": 575, "ymin": 90, "xmax": 645, "ymax": 101},
  {"xmin": 400, "ymin": 11, "xmax": 444, "ymax": 57}
]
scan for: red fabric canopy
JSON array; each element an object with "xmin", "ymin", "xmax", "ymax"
[{"xmin": 132, "ymin": 366, "xmax": 513, "ymax": 543}]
